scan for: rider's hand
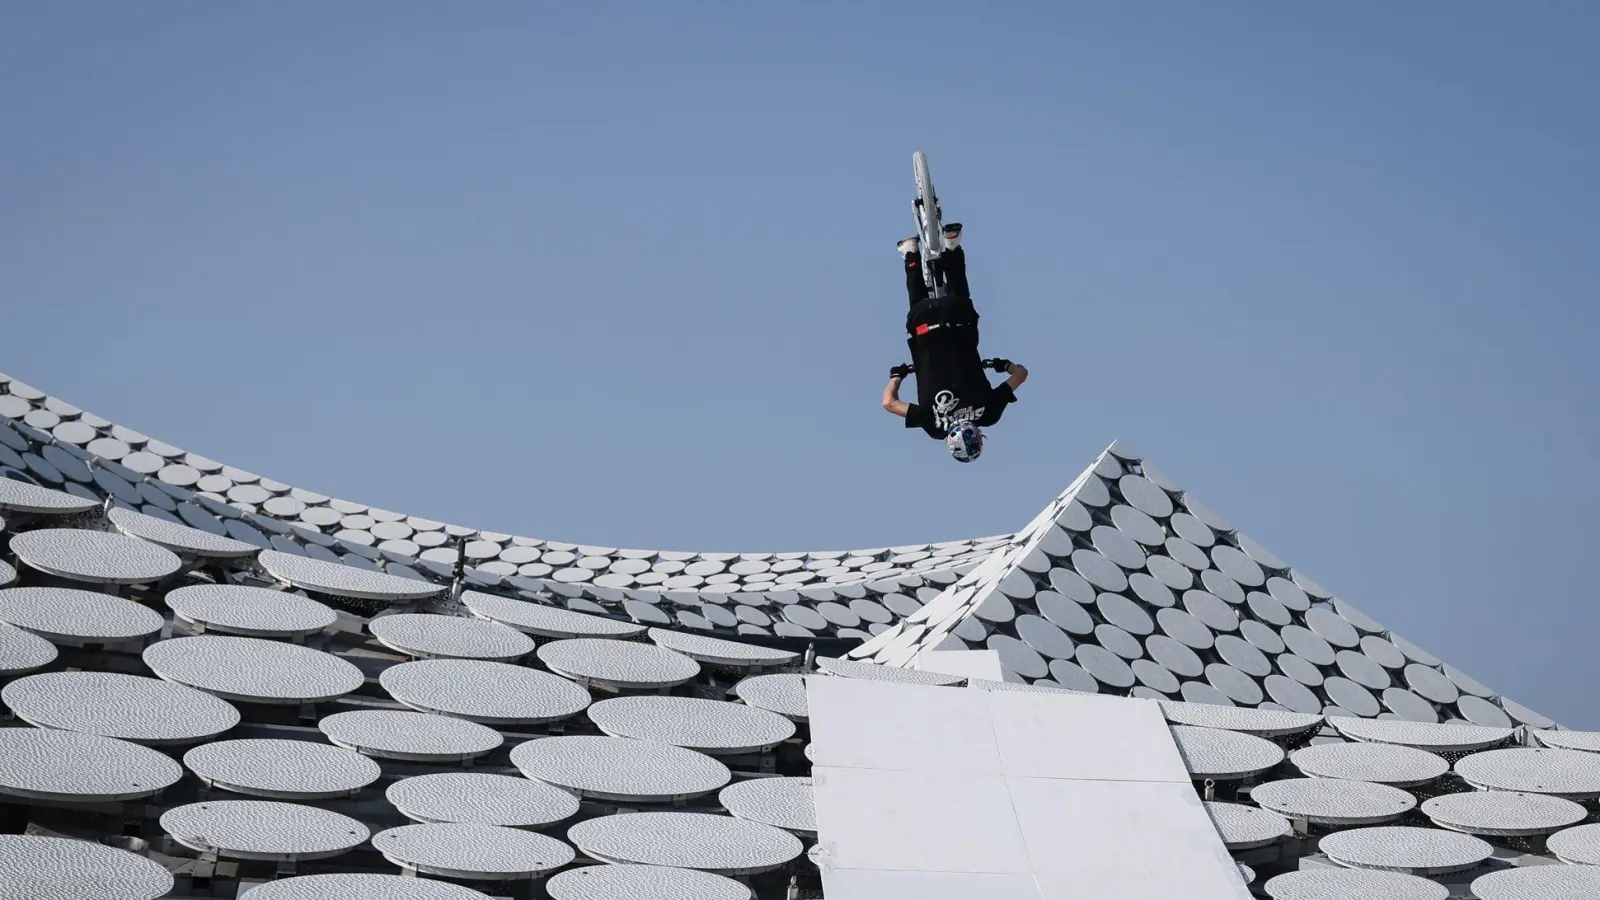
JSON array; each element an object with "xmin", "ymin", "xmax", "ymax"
[{"xmin": 889, "ymin": 364, "xmax": 913, "ymax": 379}]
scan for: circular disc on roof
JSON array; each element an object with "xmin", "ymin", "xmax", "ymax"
[
  {"xmin": 1263, "ymin": 870, "xmax": 1448, "ymax": 900},
  {"xmin": 0, "ymin": 834, "xmax": 175, "ymax": 900},
  {"xmin": 1454, "ymin": 748, "xmax": 1600, "ymax": 799},
  {"xmin": 160, "ymin": 799, "xmax": 370, "ymax": 861},
  {"xmin": 1210, "ymin": 545, "xmax": 1264, "ymax": 587},
  {"xmin": 1200, "ymin": 568, "xmax": 1245, "ymax": 605},
  {"xmin": 106, "ymin": 506, "xmax": 256, "ymax": 559},
  {"xmin": 1265, "ymin": 675, "xmax": 1322, "ymax": 714},
  {"xmin": 1163, "ymin": 538, "xmax": 1211, "ymax": 571},
  {"xmin": 511, "ymin": 735, "xmax": 729, "ymax": 802},
  {"xmin": 1169, "ymin": 513, "xmax": 1214, "ymax": 548},
  {"xmin": 989, "ymin": 633, "xmax": 1049, "ymax": 679},
  {"xmin": 1239, "ymin": 618, "xmax": 1285, "ymax": 654},
  {"xmin": 646, "ymin": 627, "xmax": 796, "ymax": 668},
  {"xmin": 1074, "ymin": 474, "xmax": 1112, "ymax": 507},
  {"xmin": 566, "ymin": 811, "xmax": 802, "ymax": 875},
  {"xmin": 371, "ymin": 823, "xmax": 574, "ymax": 880},
  {"xmin": 1442, "ymin": 663, "xmax": 1495, "ymax": 698},
  {"xmin": 1090, "ymin": 525, "xmax": 1145, "ymax": 569},
  {"xmin": 1317, "ymin": 825, "xmax": 1490, "ymax": 875},
  {"xmin": 1290, "ymin": 741, "xmax": 1448, "ymax": 787},
  {"xmin": 1156, "ymin": 607, "xmax": 1213, "ymax": 650},
  {"xmin": 0, "ymin": 727, "xmax": 183, "ymax": 801},
  {"xmin": 1205, "ymin": 663, "xmax": 1263, "ymax": 705},
  {"xmin": 1246, "ymin": 591, "xmax": 1291, "ymax": 627},
  {"xmin": 720, "ymin": 776, "xmax": 815, "ymax": 835},
  {"xmin": 1282, "ymin": 626, "xmax": 1335, "ymax": 665},
  {"xmin": 1203, "ymin": 801, "xmax": 1290, "ymax": 850},
  {"xmin": 1145, "ymin": 554, "xmax": 1194, "ymax": 590},
  {"xmin": 1146, "ymin": 634, "xmax": 1203, "ymax": 678},
  {"xmin": 1036, "ymin": 590, "xmax": 1094, "ymax": 635},
  {"xmin": 1323, "ymin": 676, "xmax": 1380, "ymax": 718},
  {"xmin": 1128, "ymin": 573, "xmax": 1176, "ymax": 609},
  {"xmin": 183, "ymin": 738, "xmax": 381, "ymax": 799},
  {"xmin": 1304, "ymin": 608, "xmax": 1360, "ymax": 648},
  {"xmin": 1170, "ymin": 725, "xmax": 1283, "ymax": 779},
  {"xmin": 1335, "ymin": 650, "xmax": 1392, "ymax": 691},
  {"xmin": 1329, "ymin": 717, "xmax": 1512, "ymax": 752},
  {"xmin": 1118, "ymin": 474, "xmax": 1173, "ymax": 518},
  {"xmin": 1359, "ymin": 635, "xmax": 1406, "ymax": 669},
  {"xmin": 732, "ymin": 672, "xmax": 807, "ymax": 721},
  {"xmin": 1546, "ymin": 822, "xmax": 1600, "ymax": 865},
  {"xmin": 1249, "ymin": 777, "xmax": 1417, "ymax": 825},
  {"xmin": 1160, "ymin": 701, "xmax": 1321, "ymax": 737},
  {"xmin": 546, "ymin": 864, "xmax": 752, "ymax": 900},
  {"xmin": 1110, "ymin": 505, "xmax": 1165, "ymax": 546},
  {"xmin": 387, "ymin": 772, "xmax": 579, "ymax": 827},
  {"xmin": 164, "ymin": 584, "xmax": 337, "ymax": 638},
  {"xmin": 1500, "ymin": 697, "xmax": 1556, "ymax": 729},
  {"xmin": 1534, "ymin": 730, "xmax": 1600, "ymax": 753},
  {"xmin": 10, "ymin": 528, "xmax": 182, "ymax": 585},
  {"xmin": 0, "ymin": 478, "xmax": 98, "ymax": 515},
  {"xmin": 1074, "ymin": 644, "xmax": 1134, "ymax": 689},
  {"xmin": 144, "ymin": 635, "xmax": 362, "ymax": 704},
  {"xmin": 1097, "ymin": 592, "xmax": 1154, "ymax": 635},
  {"xmin": 537, "ymin": 637, "xmax": 700, "ymax": 689},
  {"xmin": 381, "ymin": 658, "xmax": 590, "ymax": 723},
  {"xmin": 1214, "ymin": 635, "xmax": 1271, "ymax": 677},
  {"xmin": 1456, "ymin": 695, "xmax": 1514, "ymax": 728},
  {"xmin": 587, "ymin": 695, "xmax": 795, "ymax": 754},
  {"xmin": 1069, "ymin": 549, "xmax": 1127, "ymax": 591},
  {"xmin": 1014, "ymin": 614, "xmax": 1075, "ymax": 660},
  {"xmin": 234, "ymin": 873, "xmax": 494, "ymax": 900},
  {"xmin": 1276, "ymin": 653, "xmax": 1324, "ymax": 687},
  {"xmin": 1183, "ymin": 590, "xmax": 1238, "ymax": 632},
  {"xmin": 1381, "ymin": 688, "xmax": 1440, "ymax": 723},
  {"xmin": 1331, "ymin": 596, "xmax": 1384, "ymax": 631},
  {"xmin": 1471, "ymin": 865, "xmax": 1600, "ymax": 900},
  {"xmin": 1265, "ymin": 577, "xmax": 1311, "ymax": 613},
  {"xmin": 1422, "ymin": 789, "xmax": 1586, "ymax": 836},
  {"xmin": 1131, "ymin": 659, "xmax": 1179, "ymax": 694},
  {"xmin": 258, "ymin": 549, "xmax": 442, "ymax": 601},
  {"xmin": 0, "ymin": 619, "xmax": 58, "ymax": 674},
  {"xmin": 1, "ymin": 670, "xmax": 239, "ymax": 745},
  {"xmin": 318, "ymin": 709, "xmax": 502, "ymax": 762},
  {"xmin": 369, "ymin": 613, "xmax": 535, "ymax": 661},
  {"xmin": 1047, "ymin": 659, "xmax": 1099, "ymax": 693},
  {"xmin": 463, "ymin": 590, "xmax": 643, "ymax": 638}
]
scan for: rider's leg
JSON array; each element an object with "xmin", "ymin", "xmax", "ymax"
[
  {"xmin": 899, "ymin": 237, "xmax": 926, "ymax": 307},
  {"xmin": 937, "ymin": 245, "xmax": 970, "ymax": 299}
]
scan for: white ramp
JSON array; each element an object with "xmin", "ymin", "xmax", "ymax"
[{"xmin": 807, "ymin": 676, "xmax": 1250, "ymax": 900}]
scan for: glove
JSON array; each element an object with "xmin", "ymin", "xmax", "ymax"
[
  {"xmin": 984, "ymin": 357, "xmax": 1013, "ymax": 373},
  {"xmin": 889, "ymin": 364, "xmax": 913, "ymax": 379}
]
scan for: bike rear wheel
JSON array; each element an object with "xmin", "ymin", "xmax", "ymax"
[{"xmin": 912, "ymin": 151, "xmax": 945, "ymax": 295}]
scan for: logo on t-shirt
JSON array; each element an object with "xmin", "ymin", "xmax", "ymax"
[{"xmin": 932, "ymin": 390, "xmax": 984, "ymax": 432}]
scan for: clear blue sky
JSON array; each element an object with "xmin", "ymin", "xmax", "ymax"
[{"xmin": 3, "ymin": 3, "xmax": 1596, "ymax": 726}]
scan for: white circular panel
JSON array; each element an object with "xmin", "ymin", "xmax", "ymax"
[
  {"xmin": 143, "ymin": 635, "xmax": 363, "ymax": 704},
  {"xmin": 381, "ymin": 658, "xmax": 590, "ymax": 723},
  {"xmin": 1, "ymin": 670, "xmax": 239, "ymax": 744}
]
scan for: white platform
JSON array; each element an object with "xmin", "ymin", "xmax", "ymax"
[{"xmin": 807, "ymin": 677, "xmax": 1250, "ymax": 900}]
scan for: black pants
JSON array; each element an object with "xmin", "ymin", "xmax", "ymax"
[{"xmin": 904, "ymin": 245, "xmax": 970, "ymax": 307}]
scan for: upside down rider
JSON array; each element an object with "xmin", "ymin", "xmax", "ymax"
[{"xmin": 881, "ymin": 222, "xmax": 1028, "ymax": 462}]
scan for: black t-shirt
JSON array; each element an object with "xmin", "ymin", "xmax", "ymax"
[{"xmin": 902, "ymin": 295, "xmax": 1017, "ymax": 439}]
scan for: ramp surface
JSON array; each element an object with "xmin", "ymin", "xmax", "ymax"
[{"xmin": 807, "ymin": 676, "xmax": 1250, "ymax": 900}]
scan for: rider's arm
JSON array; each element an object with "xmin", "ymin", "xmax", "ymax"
[
  {"xmin": 882, "ymin": 375, "xmax": 910, "ymax": 417},
  {"xmin": 1004, "ymin": 362, "xmax": 1029, "ymax": 391}
]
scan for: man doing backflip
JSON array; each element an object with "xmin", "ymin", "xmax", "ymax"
[{"xmin": 881, "ymin": 222, "xmax": 1028, "ymax": 462}]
